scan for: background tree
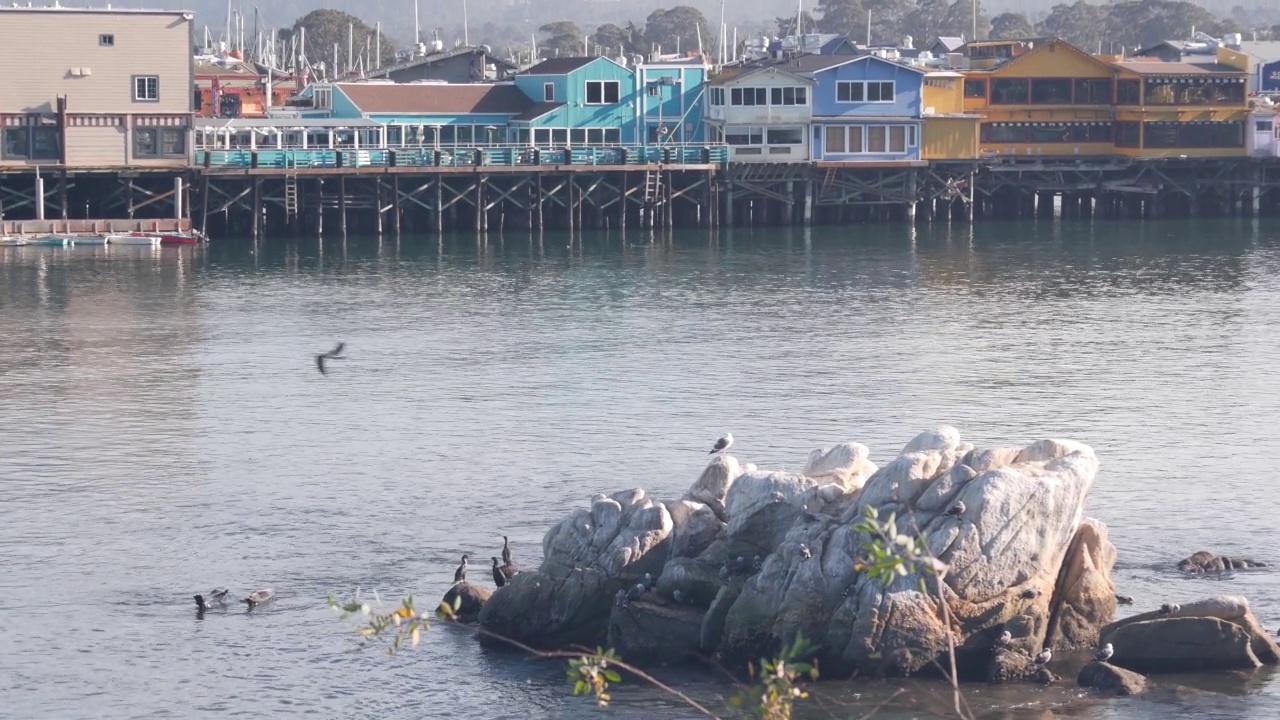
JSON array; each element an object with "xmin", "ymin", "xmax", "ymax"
[
  {"xmin": 941, "ymin": 0, "xmax": 990, "ymax": 41},
  {"xmin": 774, "ymin": 9, "xmax": 819, "ymax": 37},
  {"xmin": 1034, "ymin": 1, "xmax": 1110, "ymax": 50},
  {"xmin": 1104, "ymin": 0, "xmax": 1231, "ymax": 50},
  {"xmin": 286, "ymin": 9, "xmax": 397, "ymax": 77},
  {"xmin": 539, "ymin": 20, "xmax": 584, "ymax": 57},
  {"xmin": 989, "ymin": 11, "xmax": 1036, "ymax": 39},
  {"xmin": 642, "ymin": 6, "xmax": 710, "ymax": 54},
  {"xmin": 901, "ymin": 0, "xmax": 951, "ymax": 45},
  {"xmin": 591, "ymin": 22, "xmax": 644, "ymax": 56}
]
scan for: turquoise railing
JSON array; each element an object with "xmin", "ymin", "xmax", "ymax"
[{"xmin": 195, "ymin": 145, "xmax": 730, "ymax": 170}]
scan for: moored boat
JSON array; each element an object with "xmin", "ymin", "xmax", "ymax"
[
  {"xmin": 0, "ymin": 236, "xmax": 29, "ymax": 246},
  {"xmin": 72, "ymin": 235, "xmax": 109, "ymax": 246},
  {"xmin": 28, "ymin": 236, "xmax": 71, "ymax": 247},
  {"xmin": 129, "ymin": 231, "xmax": 204, "ymax": 245},
  {"xmin": 105, "ymin": 234, "xmax": 160, "ymax": 246}
]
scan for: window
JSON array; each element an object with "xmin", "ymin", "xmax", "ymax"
[
  {"xmin": 133, "ymin": 75, "xmax": 159, "ymax": 102},
  {"xmin": 134, "ymin": 127, "xmax": 158, "ymax": 157},
  {"xmin": 867, "ymin": 81, "xmax": 894, "ymax": 102},
  {"xmin": 543, "ymin": 82, "xmax": 554, "ymax": 102},
  {"xmin": 724, "ymin": 126, "xmax": 763, "ymax": 145},
  {"xmin": 161, "ymin": 127, "xmax": 185, "ymax": 155},
  {"xmin": 990, "ymin": 78, "xmax": 1028, "ymax": 104},
  {"xmin": 888, "ymin": 125, "xmax": 906, "ymax": 153},
  {"xmin": 729, "ymin": 87, "xmax": 767, "ymax": 106},
  {"xmin": 710, "ymin": 87, "xmax": 724, "ymax": 106},
  {"xmin": 848, "ymin": 125, "xmax": 863, "ymax": 152},
  {"xmin": 963, "ymin": 79, "xmax": 987, "ymax": 98},
  {"xmin": 1143, "ymin": 121, "xmax": 1242, "ymax": 149},
  {"xmin": 647, "ymin": 85, "xmax": 660, "ymax": 97},
  {"xmin": 569, "ymin": 128, "xmax": 586, "ymax": 144},
  {"xmin": 534, "ymin": 128, "xmax": 551, "ymax": 145},
  {"xmin": 1259, "ymin": 120, "xmax": 1275, "ymax": 132},
  {"xmin": 3, "ymin": 128, "xmax": 29, "ymax": 158},
  {"xmin": 1141, "ymin": 78, "xmax": 1244, "ymax": 106},
  {"xmin": 1115, "ymin": 121, "xmax": 1140, "ymax": 148},
  {"xmin": 603, "ymin": 128, "xmax": 620, "ymax": 144},
  {"xmin": 1030, "ymin": 78, "xmax": 1072, "ymax": 104},
  {"xmin": 866, "ymin": 125, "xmax": 887, "ymax": 152},
  {"xmin": 770, "ymin": 87, "xmax": 807, "ymax": 106},
  {"xmin": 825, "ymin": 125, "xmax": 846, "ymax": 153},
  {"xmin": 836, "ymin": 81, "xmax": 863, "ymax": 102},
  {"xmin": 312, "ymin": 86, "xmax": 332, "ymax": 110},
  {"xmin": 1116, "ymin": 79, "xmax": 1140, "ymax": 105},
  {"xmin": 551, "ymin": 128, "xmax": 568, "ymax": 144},
  {"xmin": 585, "ymin": 80, "xmax": 619, "ymax": 105},
  {"xmin": 1073, "ymin": 78, "xmax": 1113, "ymax": 105},
  {"xmin": 99, "ymin": 33, "xmax": 114, "ymax": 46},
  {"xmin": 908, "ymin": 125, "xmax": 916, "ymax": 146},
  {"xmin": 766, "ymin": 127, "xmax": 803, "ymax": 145}
]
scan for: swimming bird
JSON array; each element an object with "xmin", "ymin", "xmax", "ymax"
[
  {"xmin": 194, "ymin": 588, "xmax": 229, "ymax": 611},
  {"xmin": 1035, "ymin": 648, "xmax": 1052, "ymax": 665},
  {"xmin": 996, "ymin": 630, "xmax": 1012, "ymax": 647},
  {"xmin": 708, "ymin": 433, "xmax": 734, "ymax": 454},
  {"xmin": 945, "ymin": 501, "xmax": 966, "ymax": 516},
  {"xmin": 454, "ymin": 555, "xmax": 469, "ymax": 584},
  {"xmin": 1095, "ymin": 643, "xmax": 1114, "ymax": 662},
  {"xmin": 1020, "ymin": 588, "xmax": 1042, "ymax": 600},
  {"xmin": 244, "ymin": 588, "xmax": 274, "ymax": 607},
  {"xmin": 1157, "ymin": 602, "xmax": 1179, "ymax": 616},
  {"xmin": 1115, "ymin": 594, "xmax": 1134, "ymax": 605},
  {"xmin": 501, "ymin": 536, "xmax": 513, "ymax": 566},
  {"xmin": 315, "ymin": 342, "xmax": 346, "ymax": 375},
  {"xmin": 798, "ymin": 544, "xmax": 812, "ymax": 560}
]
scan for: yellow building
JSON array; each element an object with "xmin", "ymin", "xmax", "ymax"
[
  {"xmin": 961, "ymin": 38, "xmax": 1118, "ymax": 158},
  {"xmin": 920, "ymin": 71, "xmax": 982, "ymax": 159},
  {"xmin": 1108, "ymin": 54, "xmax": 1248, "ymax": 158}
]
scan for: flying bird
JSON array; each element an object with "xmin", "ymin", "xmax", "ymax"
[
  {"xmin": 1095, "ymin": 643, "xmax": 1114, "ymax": 662},
  {"xmin": 315, "ymin": 342, "xmax": 346, "ymax": 375},
  {"xmin": 454, "ymin": 555, "xmax": 469, "ymax": 584},
  {"xmin": 708, "ymin": 433, "xmax": 734, "ymax": 454}
]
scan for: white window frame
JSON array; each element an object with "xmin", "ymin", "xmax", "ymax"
[
  {"xmin": 769, "ymin": 86, "xmax": 808, "ymax": 106},
  {"xmin": 99, "ymin": 33, "xmax": 115, "ymax": 47},
  {"xmin": 867, "ymin": 81, "xmax": 895, "ymax": 103},
  {"xmin": 132, "ymin": 75, "xmax": 159, "ymax": 102},
  {"xmin": 312, "ymin": 86, "xmax": 333, "ymax": 110},
  {"xmin": 836, "ymin": 81, "xmax": 864, "ymax": 103},
  {"xmin": 709, "ymin": 87, "xmax": 724, "ymax": 106},
  {"xmin": 543, "ymin": 82, "xmax": 555, "ymax": 102}
]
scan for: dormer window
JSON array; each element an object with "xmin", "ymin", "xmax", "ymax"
[{"xmin": 543, "ymin": 83, "xmax": 554, "ymax": 102}]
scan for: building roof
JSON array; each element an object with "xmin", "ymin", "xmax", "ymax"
[
  {"xmin": 521, "ymin": 57, "xmax": 598, "ymax": 75},
  {"xmin": 931, "ymin": 36, "xmax": 966, "ymax": 52},
  {"xmin": 511, "ymin": 102, "xmax": 564, "ymax": 121},
  {"xmin": 195, "ymin": 60, "xmax": 261, "ymax": 78},
  {"xmin": 1237, "ymin": 41, "xmax": 1280, "ymax": 62},
  {"xmin": 1112, "ymin": 61, "xmax": 1246, "ymax": 76},
  {"xmin": 337, "ymin": 83, "xmax": 533, "ymax": 114},
  {"xmin": 367, "ymin": 46, "xmax": 517, "ymax": 80}
]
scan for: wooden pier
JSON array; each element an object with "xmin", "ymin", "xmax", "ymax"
[{"xmin": 1, "ymin": 155, "xmax": 1280, "ymax": 239}]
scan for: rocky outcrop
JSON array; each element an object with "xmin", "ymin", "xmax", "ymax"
[
  {"xmin": 1078, "ymin": 661, "xmax": 1147, "ymax": 696},
  {"xmin": 481, "ymin": 428, "xmax": 1119, "ymax": 683},
  {"xmin": 440, "ymin": 582, "xmax": 492, "ymax": 623},
  {"xmin": 1177, "ymin": 551, "xmax": 1267, "ymax": 574},
  {"xmin": 1099, "ymin": 596, "xmax": 1280, "ymax": 673},
  {"xmin": 477, "ymin": 488, "xmax": 673, "ymax": 649}
]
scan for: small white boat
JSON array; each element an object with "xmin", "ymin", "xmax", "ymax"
[
  {"xmin": 105, "ymin": 234, "xmax": 160, "ymax": 246},
  {"xmin": 28, "ymin": 236, "xmax": 71, "ymax": 247},
  {"xmin": 71, "ymin": 235, "xmax": 109, "ymax": 246},
  {"xmin": 0, "ymin": 236, "xmax": 29, "ymax": 246}
]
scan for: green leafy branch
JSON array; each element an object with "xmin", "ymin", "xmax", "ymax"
[{"xmin": 728, "ymin": 634, "xmax": 818, "ymax": 720}]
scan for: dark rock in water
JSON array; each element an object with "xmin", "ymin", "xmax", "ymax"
[
  {"xmin": 1177, "ymin": 551, "xmax": 1267, "ymax": 574},
  {"xmin": 1032, "ymin": 667, "xmax": 1057, "ymax": 686},
  {"xmin": 700, "ymin": 582, "xmax": 744, "ymax": 653},
  {"xmin": 1077, "ymin": 661, "xmax": 1147, "ymax": 696},
  {"xmin": 987, "ymin": 648, "xmax": 1038, "ymax": 683},
  {"xmin": 1100, "ymin": 596, "xmax": 1280, "ymax": 674},
  {"xmin": 608, "ymin": 597, "xmax": 705, "ymax": 665},
  {"xmin": 1046, "ymin": 519, "xmax": 1118, "ymax": 650},
  {"xmin": 441, "ymin": 582, "xmax": 492, "ymax": 623}
]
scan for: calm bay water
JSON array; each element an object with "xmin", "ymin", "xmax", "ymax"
[{"xmin": 3, "ymin": 219, "xmax": 1280, "ymax": 719}]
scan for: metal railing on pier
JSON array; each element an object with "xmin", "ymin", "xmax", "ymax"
[{"xmin": 195, "ymin": 145, "xmax": 730, "ymax": 170}]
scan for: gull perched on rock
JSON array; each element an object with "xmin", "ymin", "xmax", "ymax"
[
  {"xmin": 708, "ymin": 433, "xmax": 734, "ymax": 454},
  {"xmin": 1095, "ymin": 643, "xmax": 1114, "ymax": 662},
  {"xmin": 944, "ymin": 501, "xmax": 966, "ymax": 516},
  {"xmin": 1035, "ymin": 648, "xmax": 1052, "ymax": 665},
  {"xmin": 1157, "ymin": 602, "xmax": 1180, "ymax": 616},
  {"xmin": 996, "ymin": 630, "xmax": 1012, "ymax": 647},
  {"xmin": 798, "ymin": 544, "xmax": 812, "ymax": 560}
]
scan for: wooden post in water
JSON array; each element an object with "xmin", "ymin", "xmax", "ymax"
[
  {"xmin": 338, "ymin": 175, "xmax": 348, "ymax": 236},
  {"xmin": 200, "ymin": 175, "xmax": 210, "ymax": 233},
  {"xmin": 34, "ymin": 176, "xmax": 44, "ymax": 221},
  {"xmin": 375, "ymin": 177, "xmax": 383, "ymax": 235},
  {"xmin": 536, "ymin": 174, "xmax": 544, "ymax": 231},
  {"xmin": 252, "ymin": 176, "xmax": 262, "ymax": 240},
  {"xmin": 435, "ymin": 176, "xmax": 444, "ymax": 234},
  {"xmin": 393, "ymin": 175, "xmax": 402, "ymax": 235},
  {"xmin": 316, "ymin": 179, "xmax": 324, "ymax": 237},
  {"xmin": 125, "ymin": 179, "xmax": 134, "ymax": 219},
  {"xmin": 59, "ymin": 168, "xmax": 68, "ymax": 220}
]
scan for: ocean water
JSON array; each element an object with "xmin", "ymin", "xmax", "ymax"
[{"xmin": 2, "ymin": 218, "xmax": 1280, "ymax": 719}]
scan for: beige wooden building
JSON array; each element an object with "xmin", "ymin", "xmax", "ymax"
[{"xmin": 0, "ymin": 7, "xmax": 193, "ymax": 170}]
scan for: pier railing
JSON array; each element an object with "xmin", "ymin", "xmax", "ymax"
[{"xmin": 195, "ymin": 145, "xmax": 730, "ymax": 170}]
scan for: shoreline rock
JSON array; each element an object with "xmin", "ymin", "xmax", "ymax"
[
  {"xmin": 478, "ymin": 427, "xmax": 1122, "ymax": 681},
  {"xmin": 1100, "ymin": 595, "xmax": 1280, "ymax": 674},
  {"xmin": 1177, "ymin": 551, "xmax": 1267, "ymax": 574}
]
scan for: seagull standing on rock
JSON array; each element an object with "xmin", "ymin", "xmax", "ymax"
[
  {"xmin": 798, "ymin": 544, "xmax": 812, "ymax": 560},
  {"xmin": 1157, "ymin": 603, "xmax": 1180, "ymax": 616},
  {"xmin": 996, "ymin": 630, "xmax": 1012, "ymax": 647},
  {"xmin": 1035, "ymin": 648, "xmax": 1052, "ymax": 665},
  {"xmin": 709, "ymin": 433, "xmax": 734, "ymax": 454},
  {"xmin": 1095, "ymin": 643, "xmax": 1114, "ymax": 662}
]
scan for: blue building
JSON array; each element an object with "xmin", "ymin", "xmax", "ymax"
[{"xmin": 809, "ymin": 54, "xmax": 926, "ymax": 161}]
